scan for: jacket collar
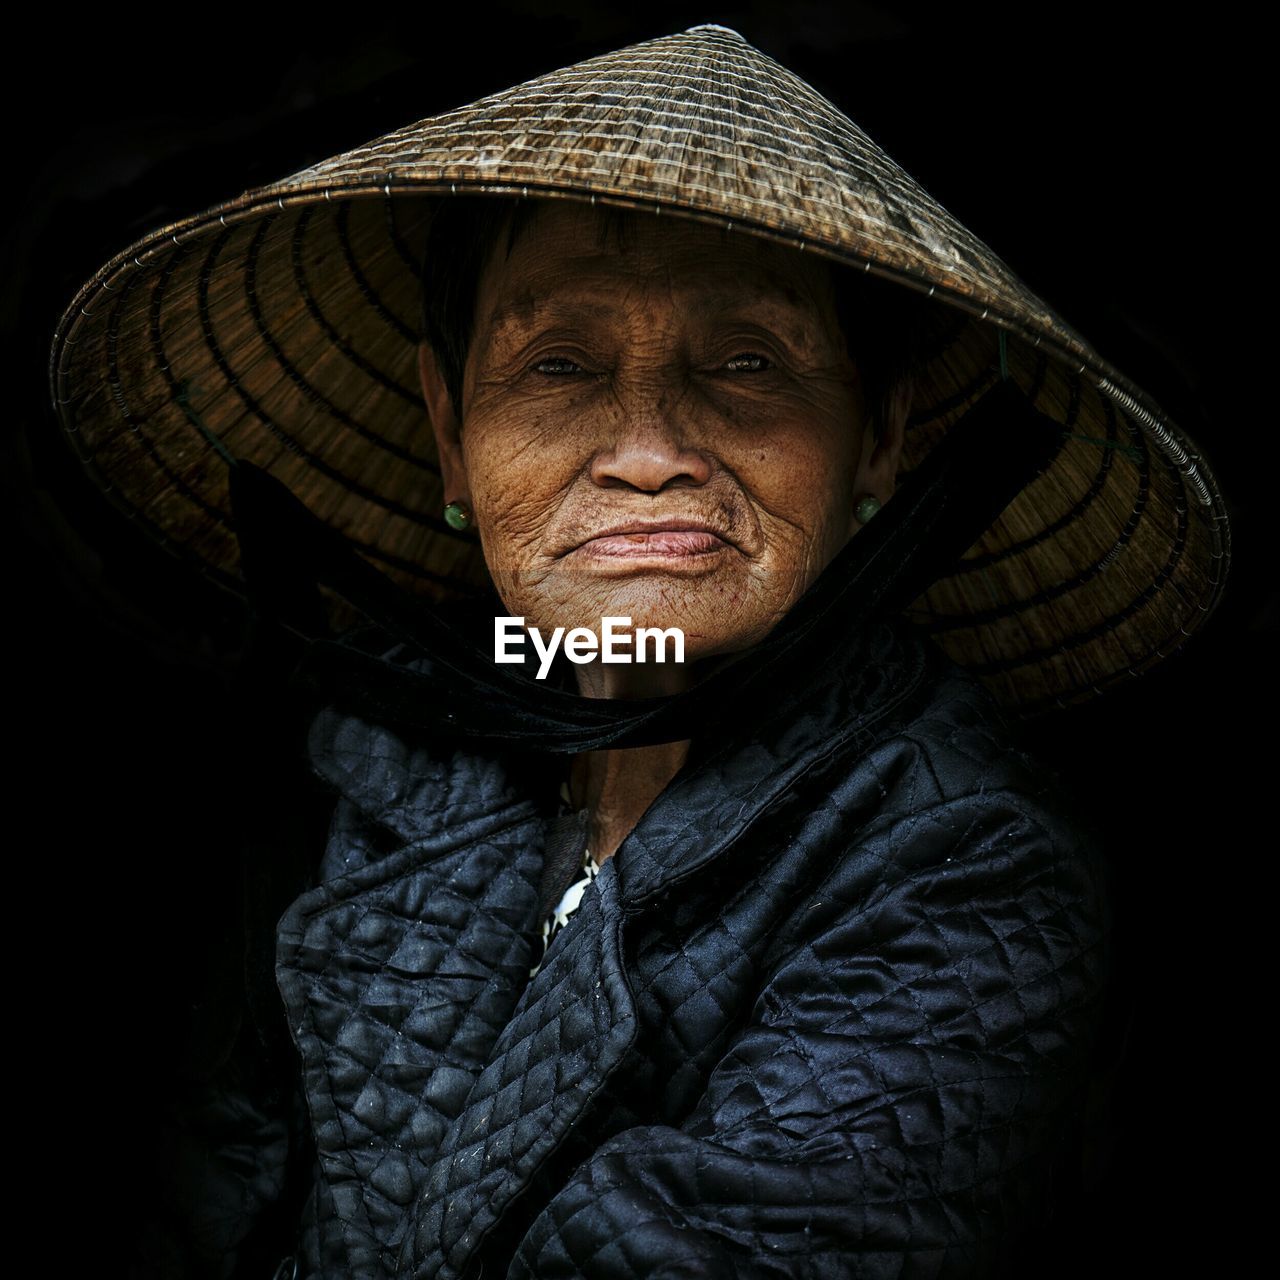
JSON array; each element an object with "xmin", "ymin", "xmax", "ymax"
[{"xmin": 613, "ymin": 613, "xmax": 931, "ymax": 909}]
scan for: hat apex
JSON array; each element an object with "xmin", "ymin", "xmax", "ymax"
[{"xmin": 686, "ymin": 23, "xmax": 747, "ymax": 37}]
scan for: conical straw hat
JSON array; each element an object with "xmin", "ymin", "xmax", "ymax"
[{"xmin": 47, "ymin": 23, "xmax": 1230, "ymax": 716}]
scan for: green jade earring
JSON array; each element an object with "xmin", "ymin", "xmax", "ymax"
[
  {"xmin": 854, "ymin": 494, "xmax": 881, "ymax": 524},
  {"xmin": 443, "ymin": 499, "xmax": 473, "ymax": 531}
]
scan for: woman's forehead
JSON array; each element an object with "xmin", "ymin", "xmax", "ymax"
[{"xmin": 476, "ymin": 199, "xmax": 835, "ymax": 328}]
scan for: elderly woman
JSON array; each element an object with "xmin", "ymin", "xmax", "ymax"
[
  {"xmin": 49, "ymin": 24, "xmax": 1229, "ymax": 1280},
  {"xmin": 415, "ymin": 192, "xmax": 920, "ymax": 883}
]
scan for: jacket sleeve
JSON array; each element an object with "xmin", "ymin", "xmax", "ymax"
[{"xmin": 509, "ymin": 792, "xmax": 1113, "ymax": 1280}]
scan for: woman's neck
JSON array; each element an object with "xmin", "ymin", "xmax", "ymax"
[
  {"xmin": 568, "ymin": 659, "xmax": 694, "ymax": 865},
  {"xmin": 568, "ymin": 739, "xmax": 689, "ymax": 865}
]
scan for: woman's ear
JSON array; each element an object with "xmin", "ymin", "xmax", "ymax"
[
  {"xmin": 849, "ymin": 377, "xmax": 913, "ymax": 533},
  {"xmin": 859, "ymin": 377, "xmax": 913, "ymax": 495},
  {"xmin": 418, "ymin": 340, "xmax": 469, "ymax": 502}
]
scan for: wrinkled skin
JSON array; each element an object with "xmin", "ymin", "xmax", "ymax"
[{"xmin": 418, "ymin": 200, "xmax": 912, "ymax": 858}]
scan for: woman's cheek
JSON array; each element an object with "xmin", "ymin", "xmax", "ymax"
[{"xmin": 465, "ymin": 440, "xmax": 559, "ymax": 559}]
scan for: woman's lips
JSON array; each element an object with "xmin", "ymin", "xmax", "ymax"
[{"xmin": 578, "ymin": 530, "xmax": 729, "ymax": 558}]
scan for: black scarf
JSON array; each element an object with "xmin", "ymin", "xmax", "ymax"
[{"xmin": 227, "ymin": 377, "xmax": 1063, "ymax": 753}]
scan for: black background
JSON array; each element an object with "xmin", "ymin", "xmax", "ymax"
[{"xmin": 8, "ymin": 3, "xmax": 1266, "ymax": 1274}]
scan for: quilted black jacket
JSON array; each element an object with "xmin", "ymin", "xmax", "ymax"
[{"xmin": 270, "ymin": 608, "xmax": 1112, "ymax": 1280}]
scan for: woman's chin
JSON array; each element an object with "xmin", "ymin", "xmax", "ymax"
[
  {"xmin": 566, "ymin": 589, "xmax": 758, "ymax": 639},
  {"xmin": 487, "ymin": 578, "xmax": 769, "ymax": 661}
]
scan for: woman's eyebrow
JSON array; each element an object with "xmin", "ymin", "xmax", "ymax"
[
  {"xmin": 485, "ymin": 296, "xmax": 618, "ymax": 337},
  {"xmin": 485, "ymin": 278, "xmax": 818, "ymax": 337}
]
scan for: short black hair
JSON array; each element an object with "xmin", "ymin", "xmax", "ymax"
[{"xmin": 418, "ymin": 195, "xmax": 938, "ymax": 436}]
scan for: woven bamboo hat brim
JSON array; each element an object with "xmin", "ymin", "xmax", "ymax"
[{"xmin": 48, "ymin": 23, "xmax": 1229, "ymax": 717}]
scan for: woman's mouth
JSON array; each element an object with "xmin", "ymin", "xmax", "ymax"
[{"xmin": 577, "ymin": 530, "xmax": 729, "ymax": 558}]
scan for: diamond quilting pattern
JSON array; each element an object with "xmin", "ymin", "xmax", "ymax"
[
  {"xmin": 276, "ymin": 813, "xmax": 547, "ymax": 1270},
  {"xmin": 276, "ymin": 617, "xmax": 1111, "ymax": 1278}
]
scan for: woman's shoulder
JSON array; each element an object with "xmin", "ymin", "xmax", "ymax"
[
  {"xmin": 774, "ymin": 618, "xmax": 1113, "ymax": 985},
  {"xmin": 856, "ymin": 615, "xmax": 1106, "ymax": 856},
  {"xmin": 301, "ymin": 617, "xmax": 559, "ymax": 883}
]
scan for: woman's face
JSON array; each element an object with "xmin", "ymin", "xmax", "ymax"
[{"xmin": 419, "ymin": 201, "xmax": 907, "ymax": 667}]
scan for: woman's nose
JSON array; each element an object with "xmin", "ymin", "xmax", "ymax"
[{"xmin": 588, "ymin": 408, "xmax": 714, "ymax": 492}]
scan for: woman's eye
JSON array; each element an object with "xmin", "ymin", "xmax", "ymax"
[
  {"xmin": 532, "ymin": 356, "xmax": 584, "ymax": 376},
  {"xmin": 724, "ymin": 352, "xmax": 772, "ymax": 372}
]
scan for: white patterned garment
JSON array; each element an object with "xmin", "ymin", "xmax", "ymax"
[
  {"xmin": 528, "ymin": 844, "xmax": 602, "ymax": 979},
  {"xmin": 528, "ymin": 783, "xmax": 602, "ymax": 980}
]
